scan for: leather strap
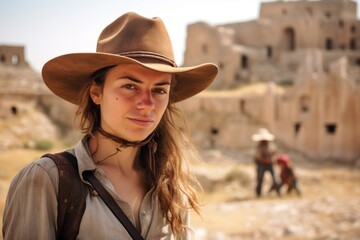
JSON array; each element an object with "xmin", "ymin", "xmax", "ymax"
[
  {"xmin": 82, "ymin": 170, "xmax": 144, "ymax": 240},
  {"xmin": 44, "ymin": 152, "xmax": 87, "ymax": 240}
]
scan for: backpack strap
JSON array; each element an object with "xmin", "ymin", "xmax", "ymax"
[
  {"xmin": 83, "ymin": 171, "xmax": 145, "ymax": 240},
  {"xmin": 42, "ymin": 151, "xmax": 88, "ymax": 240}
]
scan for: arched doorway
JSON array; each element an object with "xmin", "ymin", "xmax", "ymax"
[{"xmin": 283, "ymin": 27, "xmax": 296, "ymax": 51}]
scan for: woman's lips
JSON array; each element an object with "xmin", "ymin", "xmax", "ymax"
[{"xmin": 128, "ymin": 117, "xmax": 154, "ymax": 126}]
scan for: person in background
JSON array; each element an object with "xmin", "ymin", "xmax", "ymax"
[
  {"xmin": 252, "ymin": 128, "xmax": 280, "ymax": 197},
  {"xmin": 275, "ymin": 154, "xmax": 301, "ymax": 196},
  {"xmin": 3, "ymin": 12, "xmax": 218, "ymax": 239}
]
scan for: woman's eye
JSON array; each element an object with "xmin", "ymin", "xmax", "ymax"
[
  {"xmin": 122, "ymin": 84, "xmax": 136, "ymax": 90},
  {"xmin": 153, "ymin": 88, "xmax": 167, "ymax": 94}
]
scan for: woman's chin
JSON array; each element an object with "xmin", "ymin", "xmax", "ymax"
[{"xmin": 125, "ymin": 132, "xmax": 153, "ymax": 143}]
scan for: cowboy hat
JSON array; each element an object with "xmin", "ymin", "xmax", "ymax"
[
  {"xmin": 42, "ymin": 12, "xmax": 218, "ymax": 105},
  {"xmin": 251, "ymin": 128, "xmax": 275, "ymax": 142}
]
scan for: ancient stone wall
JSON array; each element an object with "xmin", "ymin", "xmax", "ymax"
[
  {"xmin": 276, "ymin": 56, "xmax": 360, "ymax": 161},
  {"xmin": 184, "ymin": 0, "xmax": 360, "ymax": 89},
  {"xmin": 0, "ymin": 45, "xmax": 28, "ymax": 67},
  {"xmin": 182, "ymin": 0, "xmax": 360, "ymax": 162},
  {"xmin": 0, "ymin": 44, "xmax": 74, "ymax": 148},
  {"xmin": 260, "ymin": 0, "xmax": 357, "ymax": 19}
]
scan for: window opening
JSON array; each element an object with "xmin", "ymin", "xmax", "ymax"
[
  {"xmin": 294, "ymin": 122, "xmax": 301, "ymax": 136},
  {"xmin": 356, "ymin": 58, "xmax": 360, "ymax": 66},
  {"xmin": 300, "ymin": 96, "xmax": 310, "ymax": 113},
  {"xmin": 211, "ymin": 128, "xmax": 219, "ymax": 135},
  {"xmin": 267, "ymin": 46, "xmax": 273, "ymax": 58},
  {"xmin": 325, "ymin": 38, "xmax": 333, "ymax": 50},
  {"xmin": 325, "ymin": 124, "xmax": 336, "ymax": 135},
  {"xmin": 284, "ymin": 28, "xmax": 296, "ymax": 51},
  {"xmin": 350, "ymin": 38, "xmax": 357, "ymax": 50},
  {"xmin": 351, "ymin": 25, "xmax": 356, "ymax": 33},
  {"xmin": 11, "ymin": 54, "xmax": 19, "ymax": 65},
  {"xmin": 10, "ymin": 106, "xmax": 18, "ymax": 115},
  {"xmin": 338, "ymin": 20, "xmax": 344, "ymax": 28},
  {"xmin": 241, "ymin": 55, "xmax": 248, "ymax": 69}
]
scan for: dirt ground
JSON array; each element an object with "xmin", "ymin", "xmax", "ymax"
[
  {"xmin": 1, "ymin": 146, "xmax": 360, "ymax": 240},
  {"xmin": 190, "ymin": 149, "xmax": 360, "ymax": 240}
]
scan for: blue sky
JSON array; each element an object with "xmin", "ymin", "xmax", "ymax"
[{"xmin": 0, "ymin": 0, "xmax": 359, "ymax": 72}]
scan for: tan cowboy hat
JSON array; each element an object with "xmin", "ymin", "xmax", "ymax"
[
  {"xmin": 42, "ymin": 12, "xmax": 218, "ymax": 105},
  {"xmin": 251, "ymin": 128, "xmax": 275, "ymax": 142}
]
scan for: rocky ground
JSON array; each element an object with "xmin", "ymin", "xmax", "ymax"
[
  {"xmin": 190, "ymin": 149, "xmax": 360, "ymax": 240},
  {"xmin": 1, "ymin": 147, "xmax": 360, "ymax": 240}
]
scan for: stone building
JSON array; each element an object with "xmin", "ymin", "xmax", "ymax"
[
  {"xmin": 0, "ymin": 45, "xmax": 61, "ymax": 148},
  {"xmin": 0, "ymin": 45, "xmax": 45, "ymax": 119},
  {"xmin": 184, "ymin": 0, "xmax": 360, "ymax": 88},
  {"xmin": 180, "ymin": 0, "xmax": 360, "ymax": 162}
]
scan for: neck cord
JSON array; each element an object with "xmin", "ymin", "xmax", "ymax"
[
  {"xmin": 94, "ymin": 127, "xmax": 155, "ymax": 164},
  {"xmin": 97, "ymin": 127, "xmax": 154, "ymax": 147}
]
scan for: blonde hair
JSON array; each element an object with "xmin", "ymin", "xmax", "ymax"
[{"xmin": 75, "ymin": 67, "xmax": 201, "ymax": 236}]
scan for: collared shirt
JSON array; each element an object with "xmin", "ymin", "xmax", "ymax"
[{"xmin": 2, "ymin": 137, "xmax": 190, "ymax": 240}]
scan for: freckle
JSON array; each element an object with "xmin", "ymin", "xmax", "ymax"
[{"xmin": 116, "ymin": 98, "xmax": 118, "ymax": 100}]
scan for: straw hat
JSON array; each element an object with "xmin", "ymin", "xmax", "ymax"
[
  {"xmin": 251, "ymin": 128, "xmax": 275, "ymax": 142},
  {"xmin": 42, "ymin": 12, "xmax": 218, "ymax": 105}
]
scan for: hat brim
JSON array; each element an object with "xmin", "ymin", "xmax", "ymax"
[{"xmin": 42, "ymin": 53, "xmax": 218, "ymax": 105}]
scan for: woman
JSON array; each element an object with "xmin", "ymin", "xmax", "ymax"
[{"xmin": 3, "ymin": 12, "xmax": 218, "ymax": 239}]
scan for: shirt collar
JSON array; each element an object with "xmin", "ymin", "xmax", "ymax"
[{"xmin": 73, "ymin": 135, "xmax": 97, "ymax": 181}]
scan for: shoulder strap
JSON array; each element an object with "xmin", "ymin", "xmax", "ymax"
[
  {"xmin": 83, "ymin": 171, "xmax": 144, "ymax": 240},
  {"xmin": 42, "ymin": 152, "xmax": 88, "ymax": 240}
]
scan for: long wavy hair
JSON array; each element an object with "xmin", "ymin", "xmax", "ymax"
[{"xmin": 75, "ymin": 66, "xmax": 201, "ymax": 237}]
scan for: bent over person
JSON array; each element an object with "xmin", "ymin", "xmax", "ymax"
[
  {"xmin": 275, "ymin": 154, "xmax": 301, "ymax": 196},
  {"xmin": 2, "ymin": 12, "xmax": 218, "ymax": 240}
]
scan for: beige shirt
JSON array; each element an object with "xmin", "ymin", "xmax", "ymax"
[{"xmin": 2, "ymin": 137, "xmax": 190, "ymax": 240}]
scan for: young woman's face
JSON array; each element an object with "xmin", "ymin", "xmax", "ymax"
[{"xmin": 91, "ymin": 64, "xmax": 171, "ymax": 142}]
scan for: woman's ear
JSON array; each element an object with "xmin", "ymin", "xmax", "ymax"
[{"xmin": 90, "ymin": 84, "xmax": 102, "ymax": 105}]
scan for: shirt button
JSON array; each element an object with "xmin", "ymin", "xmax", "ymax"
[{"xmin": 140, "ymin": 210, "xmax": 147, "ymax": 216}]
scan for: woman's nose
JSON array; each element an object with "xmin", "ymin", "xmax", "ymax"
[{"xmin": 137, "ymin": 91, "xmax": 155, "ymax": 110}]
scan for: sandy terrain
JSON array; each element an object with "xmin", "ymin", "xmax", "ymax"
[
  {"xmin": 1, "ymin": 146, "xmax": 359, "ymax": 240},
  {"xmin": 191, "ymin": 149, "xmax": 360, "ymax": 240}
]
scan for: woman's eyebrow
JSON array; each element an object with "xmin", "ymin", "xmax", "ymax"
[
  {"xmin": 123, "ymin": 77, "xmax": 171, "ymax": 86},
  {"xmin": 155, "ymin": 81, "xmax": 171, "ymax": 86}
]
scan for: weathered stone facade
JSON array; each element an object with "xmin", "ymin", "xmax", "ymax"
[
  {"xmin": 181, "ymin": 0, "xmax": 360, "ymax": 162},
  {"xmin": 0, "ymin": 45, "xmax": 28, "ymax": 67},
  {"xmin": 0, "ymin": 45, "xmax": 70, "ymax": 148},
  {"xmin": 184, "ymin": 0, "xmax": 360, "ymax": 88},
  {"xmin": 0, "ymin": 45, "xmax": 48, "ymax": 122}
]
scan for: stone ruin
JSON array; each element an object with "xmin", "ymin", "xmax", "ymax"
[
  {"xmin": 0, "ymin": 45, "xmax": 75, "ymax": 149},
  {"xmin": 180, "ymin": 0, "xmax": 360, "ymax": 162}
]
